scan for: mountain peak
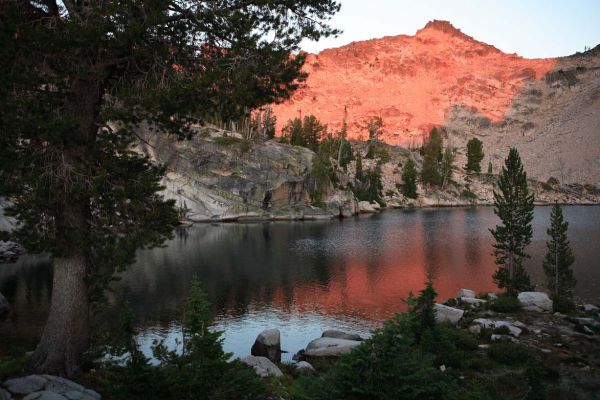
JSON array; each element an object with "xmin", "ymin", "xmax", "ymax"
[{"xmin": 417, "ymin": 20, "xmax": 467, "ymax": 38}]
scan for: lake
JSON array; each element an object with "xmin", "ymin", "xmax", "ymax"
[{"xmin": 1, "ymin": 206, "xmax": 599, "ymax": 361}]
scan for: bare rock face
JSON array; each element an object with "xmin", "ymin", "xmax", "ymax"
[
  {"xmin": 271, "ymin": 20, "xmax": 600, "ymax": 184},
  {"xmin": 251, "ymin": 329, "xmax": 281, "ymax": 363}
]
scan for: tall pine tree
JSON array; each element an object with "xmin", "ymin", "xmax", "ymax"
[
  {"xmin": 0, "ymin": 0, "xmax": 340, "ymax": 376},
  {"xmin": 465, "ymin": 138, "xmax": 484, "ymax": 173},
  {"xmin": 421, "ymin": 128, "xmax": 443, "ymax": 185},
  {"xmin": 490, "ymin": 148, "xmax": 535, "ymax": 296},
  {"xmin": 402, "ymin": 158, "xmax": 418, "ymax": 199},
  {"xmin": 543, "ymin": 204, "xmax": 576, "ymax": 312}
]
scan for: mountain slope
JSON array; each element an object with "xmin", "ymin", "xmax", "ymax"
[{"xmin": 270, "ymin": 21, "xmax": 600, "ymax": 184}]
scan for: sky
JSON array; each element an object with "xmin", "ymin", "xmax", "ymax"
[{"xmin": 300, "ymin": 0, "xmax": 600, "ymax": 58}]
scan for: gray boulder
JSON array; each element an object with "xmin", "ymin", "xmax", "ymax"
[
  {"xmin": 293, "ymin": 361, "xmax": 316, "ymax": 374},
  {"xmin": 251, "ymin": 329, "xmax": 281, "ymax": 363},
  {"xmin": 239, "ymin": 355, "xmax": 283, "ymax": 378},
  {"xmin": 304, "ymin": 337, "xmax": 361, "ymax": 357},
  {"xmin": 4, "ymin": 375, "xmax": 47, "ymax": 395},
  {"xmin": 358, "ymin": 201, "xmax": 376, "ymax": 213},
  {"xmin": 0, "ymin": 292, "xmax": 9, "ymax": 322},
  {"xmin": 41, "ymin": 376, "xmax": 84, "ymax": 395},
  {"xmin": 321, "ymin": 330, "xmax": 362, "ymax": 341},
  {"xmin": 0, "ymin": 388, "xmax": 11, "ymax": 400},
  {"xmin": 457, "ymin": 289, "xmax": 476, "ymax": 298},
  {"xmin": 23, "ymin": 391, "xmax": 67, "ymax": 400},
  {"xmin": 518, "ymin": 292, "xmax": 553, "ymax": 312},
  {"xmin": 434, "ymin": 304, "xmax": 464, "ymax": 324}
]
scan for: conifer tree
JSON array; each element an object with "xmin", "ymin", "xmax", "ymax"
[
  {"xmin": 421, "ymin": 128, "xmax": 443, "ymax": 185},
  {"xmin": 491, "ymin": 148, "xmax": 535, "ymax": 296},
  {"xmin": 0, "ymin": 0, "xmax": 340, "ymax": 376},
  {"xmin": 402, "ymin": 159, "xmax": 418, "ymax": 199},
  {"xmin": 440, "ymin": 147, "xmax": 455, "ymax": 189},
  {"xmin": 543, "ymin": 204, "xmax": 576, "ymax": 312},
  {"xmin": 412, "ymin": 276, "xmax": 437, "ymax": 341},
  {"xmin": 466, "ymin": 138, "xmax": 485, "ymax": 173},
  {"xmin": 355, "ymin": 152, "xmax": 364, "ymax": 182}
]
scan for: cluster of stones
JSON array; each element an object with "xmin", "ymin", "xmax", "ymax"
[
  {"xmin": 1, "ymin": 375, "xmax": 101, "ymax": 400},
  {"xmin": 240, "ymin": 328, "xmax": 364, "ymax": 378}
]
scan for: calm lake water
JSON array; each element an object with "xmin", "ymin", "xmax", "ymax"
[{"xmin": 1, "ymin": 206, "xmax": 599, "ymax": 361}]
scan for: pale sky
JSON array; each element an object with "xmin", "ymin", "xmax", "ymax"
[{"xmin": 301, "ymin": 0, "xmax": 600, "ymax": 58}]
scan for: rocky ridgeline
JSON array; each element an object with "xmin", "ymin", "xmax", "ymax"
[
  {"xmin": 241, "ymin": 289, "xmax": 600, "ymax": 383},
  {"xmin": 1, "ymin": 375, "xmax": 101, "ymax": 400},
  {"xmin": 132, "ymin": 123, "xmax": 599, "ymax": 224}
]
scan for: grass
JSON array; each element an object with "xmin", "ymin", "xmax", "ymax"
[
  {"xmin": 213, "ymin": 135, "xmax": 241, "ymax": 146},
  {"xmin": 487, "ymin": 342, "xmax": 532, "ymax": 365}
]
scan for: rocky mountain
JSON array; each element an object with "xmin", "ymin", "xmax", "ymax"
[{"xmin": 270, "ymin": 20, "xmax": 600, "ymax": 185}]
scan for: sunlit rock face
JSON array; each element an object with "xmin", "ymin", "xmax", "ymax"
[{"xmin": 271, "ymin": 20, "xmax": 556, "ymax": 145}]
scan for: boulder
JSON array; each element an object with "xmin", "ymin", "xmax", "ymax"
[
  {"xmin": 581, "ymin": 304, "xmax": 599, "ymax": 312},
  {"xmin": 304, "ymin": 337, "xmax": 361, "ymax": 357},
  {"xmin": 239, "ymin": 356, "xmax": 283, "ymax": 378},
  {"xmin": 23, "ymin": 391, "xmax": 67, "ymax": 400},
  {"xmin": 457, "ymin": 289, "xmax": 476, "ymax": 298},
  {"xmin": 472, "ymin": 318, "xmax": 495, "ymax": 329},
  {"xmin": 4, "ymin": 375, "xmax": 47, "ymax": 395},
  {"xmin": 570, "ymin": 317, "xmax": 600, "ymax": 333},
  {"xmin": 468, "ymin": 325, "xmax": 481, "ymax": 335},
  {"xmin": 0, "ymin": 388, "xmax": 11, "ymax": 400},
  {"xmin": 0, "ymin": 292, "xmax": 9, "ymax": 321},
  {"xmin": 251, "ymin": 329, "xmax": 281, "ymax": 363},
  {"xmin": 321, "ymin": 330, "xmax": 362, "ymax": 341},
  {"xmin": 358, "ymin": 201, "xmax": 376, "ymax": 213},
  {"xmin": 487, "ymin": 293, "xmax": 498, "ymax": 301},
  {"xmin": 293, "ymin": 361, "xmax": 316, "ymax": 374},
  {"xmin": 370, "ymin": 202, "xmax": 381, "ymax": 210},
  {"xmin": 494, "ymin": 321, "xmax": 523, "ymax": 338},
  {"xmin": 434, "ymin": 304, "xmax": 464, "ymax": 324},
  {"xmin": 41, "ymin": 376, "xmax": 84, "ymax": 395},
  {"xmin": 325, "ymin": 190, "xmax": 358, "ymax": 218},
  {"xmin": 518, "ymin": 292, "xmax": 553, "ymax": 312},
  {"xmin": 460, "ymin": 297, "xmax": 487, "ymax": 306}
]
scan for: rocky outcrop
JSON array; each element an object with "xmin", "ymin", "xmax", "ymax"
[
  {"xmin": 2, "ymin": 375, "xmax": 101, "ymax": 400},
  {"xmin": 518, "ymin": 292, "xmax": 553, "ymax": 312},
  {"xmin": 239, "ymin": 356, "xmax": 283, "ymax": 378},
  {"xmin": 134, "ymin": 126, "xmax": 358, "ymax": 222},
  {"xmin": 251, "ymin": 329, "xmax": 281, "ymax": 363}
]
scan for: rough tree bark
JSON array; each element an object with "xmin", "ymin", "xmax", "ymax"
[
  {"xmin": 28, "ymin": 254, "xmax": 90, "ymax": 376},
  {"xmin": 28, "ymin": 78, "xmax": 102, "ymax": 377}
]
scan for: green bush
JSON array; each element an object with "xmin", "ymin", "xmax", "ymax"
[
  {"xmin": 487, "ymin": 342, "xmax": 532, "ymax": 365},
  {"xmin": 490, "ymin": 295, "xmax": 522, "ymax": 313},
  {"xmin": 213, "ymin": 135, "xmax": 240, "ymax": 146},
  {"xmin": 239, "ymin": 139, "xmax": 251, "ymax": 153},
  {"xmin": 462, "ymin": 189, "xmax": 478, "ymax": 200},
  {"xmin": 98, "ymin": 279, "xmax": 267, "ymax": 400}
]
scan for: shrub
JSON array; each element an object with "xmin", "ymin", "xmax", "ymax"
[
  {"xmin": 462, "ymin": 189, "xmax": 478, "ymax": 200},
  {"xmin": 239, "ymin": 139, "xmax": 251, "ymax": 153},
  {"xmin": 213, "ymin": 135, "xmax": 241, "ymax": 146},
  {"xmin": 541, "ymin": 182, "xmax": 552, "ymax": 191},
  {"xmin": 98, "ymin": 279, "xmax": 267, "ymax": 400},
  {"xmin": 487, "ymin": 342, "xmax": 532, "ymax": 365},
  {"xmin": 490, "ymin": 295, "xmax": 522, "ymax": 313}
]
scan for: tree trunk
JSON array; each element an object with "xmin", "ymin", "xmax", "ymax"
[{"xmin": 28, "ymin": 254, "xmax": 90, "ymax": 377}]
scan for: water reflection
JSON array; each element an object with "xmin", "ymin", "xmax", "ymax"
[{"xmin": 1, "ymin": 206, "xmax": 599, "ymax": 360}]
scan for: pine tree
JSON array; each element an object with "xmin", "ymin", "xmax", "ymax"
[
  {"xmin": 440, "ymin": 147, "xmax": 455, "ymax": 189},
  {"xmin": 487, "ymin": 161, "xmax": 493, "ymax": 175},
  {"xmin": 466, "ymin": 138, "xmax": 485, "ymax": 173},
  {"xmin": 412, "ymin": 276, "xmax": 438, "ymax": 341},
  {"xmin": 421, "ymin": 128, "xmax": 443, "ymax": 185},
  {"xmin": 0, "ymin": 0, "xmax": 340, "ymax": 376},
  {"xmin": 402, "ymin": 159, "xmax": 418, "ymax": 199},
  {"xmin": 491, "ymin": 148, "xmax": 535, "ymax": 296},
  {"xmin": 543, "ymin": 204, "xmax": 576, "ymax": 312},
  {"xmin": 355, "ymin": 152, "xmax": 364, "ymax": 182}
]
